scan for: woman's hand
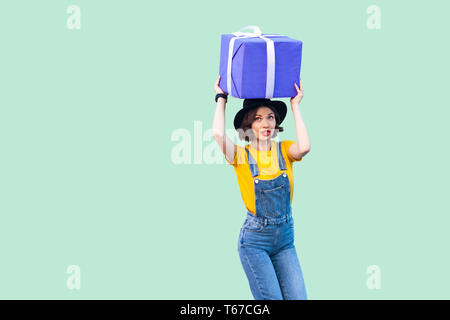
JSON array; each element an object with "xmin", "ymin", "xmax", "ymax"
[
  {"xmin": 214, "ymin": 75, "xmax": 227, "ymax": 95},
  {"xmin": 290, "ymin": 80, "xmax": 304, "ymax": 106}
]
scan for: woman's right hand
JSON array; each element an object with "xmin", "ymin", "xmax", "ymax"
[{"xmin": 214, "ymin": 75, "xmax": 227, "ymax": 95}]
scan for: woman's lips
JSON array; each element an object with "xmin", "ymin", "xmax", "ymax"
[{"xmin": 261, "ymin": 130, "xmax": 271, "ymax": 136}]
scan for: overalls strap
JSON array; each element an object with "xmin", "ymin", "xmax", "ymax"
[
  {"xmin": 245, "ymin": 141, "xmax": 287, "ymax": 177},
  {"xmin": 277, "ymin": 141, "xmax": 287, "ymax": 171},
  {"xmin": 245, "ymin": 146, "xmax": 259, "ymax": 177}
]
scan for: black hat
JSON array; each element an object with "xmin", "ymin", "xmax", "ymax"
[{"xmin": 233, "ymin": 98, "xmax": 287, "ymax": 130}]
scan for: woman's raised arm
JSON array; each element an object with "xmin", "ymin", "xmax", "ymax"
[{"xmin": 212, "ymin": 76, "xmax": 236, "ymax": 164}]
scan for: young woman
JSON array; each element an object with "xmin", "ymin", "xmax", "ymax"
[{"xmin": 212, "ymin": 75, "xmax": 311, "ymax": 300}]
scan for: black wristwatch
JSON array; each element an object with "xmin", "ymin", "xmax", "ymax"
[{"xmin": 215, "ymin": 93, "xmax": 228, "ymax": 102}]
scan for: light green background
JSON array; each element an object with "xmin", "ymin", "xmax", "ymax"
[{"xmin": 0, "ymin": 0, "xmax": 449, "ymax": 299}]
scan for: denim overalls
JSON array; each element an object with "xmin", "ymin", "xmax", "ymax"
[{"xmin": 237, "ymin": 141, "xmax": 307, "ymax": 300}]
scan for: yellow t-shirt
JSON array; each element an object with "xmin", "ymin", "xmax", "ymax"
[{"xmin": 227, "ymin": 140, "xmax": 302, "ymax": 215}]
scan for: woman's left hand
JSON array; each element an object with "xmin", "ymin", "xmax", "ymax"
[{"xmin": 290, "ymin": 80, "xmax": 304, "ymax": 106}]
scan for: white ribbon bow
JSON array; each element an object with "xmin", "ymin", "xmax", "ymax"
[{"xmin": 226, "ymin": 25, "xmax": 285, "ymax": 98}]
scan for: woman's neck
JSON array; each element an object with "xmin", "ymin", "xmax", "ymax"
[{"xmin": 250, "ymin": 139, "xmax": 272, "ymax": 151}]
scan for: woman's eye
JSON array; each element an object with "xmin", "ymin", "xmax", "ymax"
[{"xmin": 269, "ymin": 116, "xmax": 274, "ymax": 119}]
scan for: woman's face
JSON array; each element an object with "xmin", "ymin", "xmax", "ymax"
[{"xmin": 251, "ymin": 106, "xmax": 276, "ymax": 142}]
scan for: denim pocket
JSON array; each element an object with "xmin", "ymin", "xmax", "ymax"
[
  {"xmin": 243, "ymin": 219, "xmax": 265, "ymax": 232},
  {"xmin": 260, "ymin": 184, "xmax": 286, "ymax": 217}
]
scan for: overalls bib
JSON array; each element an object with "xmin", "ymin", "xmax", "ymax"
[
  {"xmin": 245, "ymin": 140, "xmax": 292, "ymax": 225},
  {"xmin": 237, "ymin": 141, "xmax": 307, "ymax": 300}
]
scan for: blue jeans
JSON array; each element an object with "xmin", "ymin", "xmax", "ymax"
[{"xmin": 238, "ymin": 212, "xmax": 307, "ymax": 300}]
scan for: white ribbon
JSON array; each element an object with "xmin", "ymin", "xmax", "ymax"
[{"xmin": 226, "ymin": 25, "xmax": 285, "ymax": 98}]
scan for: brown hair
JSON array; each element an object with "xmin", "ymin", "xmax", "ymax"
[{"xmin": 237, "ymin": 105, "xmax": 284, "ymax": 142}]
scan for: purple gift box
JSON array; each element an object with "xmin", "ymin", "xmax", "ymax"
[{"xmin": 219, "ymin": 26, "xmax": 303, "ymax": 99}]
